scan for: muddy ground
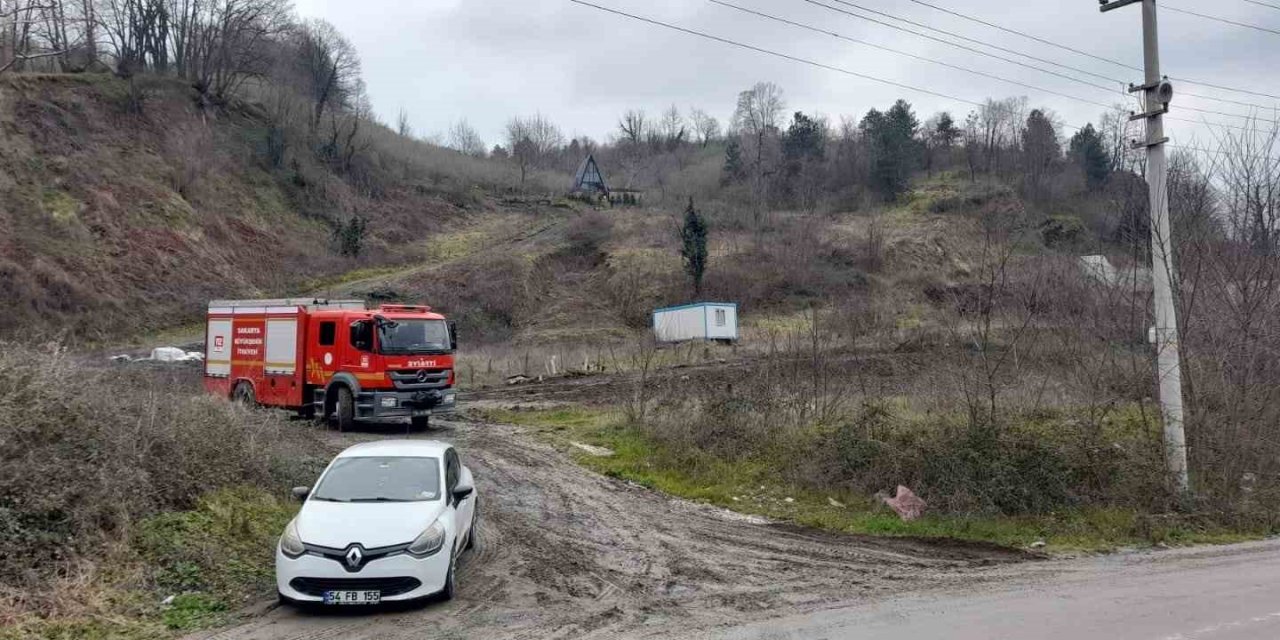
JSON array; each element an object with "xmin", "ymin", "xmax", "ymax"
[{"xmin": 191, "ymin": 410, "xmax": 1029, "ymax": 640}]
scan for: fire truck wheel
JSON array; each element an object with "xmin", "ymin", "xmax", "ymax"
[
  {"xmin": 411, "ymin": 416, "xmax": 430, "ymax": 431},
  {"xmin": 333, "ymin": 386, "xmax": 355, "ymax": 432},
  {"xmin": 232, "ymin": 382, "xmax": 256, "ymax": 406}
]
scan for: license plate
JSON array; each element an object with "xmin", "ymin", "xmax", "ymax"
[{"xmin": 323, "ymin": 590, "xmax": 381, "ymax": 605}]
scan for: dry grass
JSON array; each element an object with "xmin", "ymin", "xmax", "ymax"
[{"xmin": 0, "ymin": 344, "xmax": 325, "ymax": 624}]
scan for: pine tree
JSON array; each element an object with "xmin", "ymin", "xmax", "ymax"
[
  {"xmin": 722, "ymin": 139, "xmax": 745, "ymax": 185},
  {"xmin": 1069, "ymin": 123, "xmax": 1111, "ymax": 191},
  {"xmin": 680, "ymin": 198, "xmax": 709, "ymax": 296},
  {"xmin": 862, "ymin": 100, "xmax": 919, "ymax": 201},
  {"xmin": 1021, "ymin": 109, "xmax": 1060, "ymax": 197},
  {"xmin": 934, "ymin": 112, "xmax": 960, "ymax": 150}
]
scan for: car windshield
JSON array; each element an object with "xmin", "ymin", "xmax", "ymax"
[
  {"xmin": 378, "ymin": 319, "xmax": 450, "ymax": 354},
  {"xmin": 311, "ymin": 456, "xmax": 441, "ymax": 502}
]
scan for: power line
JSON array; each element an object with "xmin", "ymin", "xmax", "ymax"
[
  {"xmin": 802, "ymin": 0, "xmax": 1263, "ymax": 127},
  {"xmin": 713, "ymin": 0, "xmax": 1260, "ymax": 127},
  {"xmin": 567, "ymin": 1, "xmax": 1275, "ymax": 142},
  {"xmin": 901, "ymin": 0, "xmax": 1138, "ymax": 72},
  {"xmin": 1165, "ymin": 4, "xmax": 1280, "ymax": 35},
  {"xmin": 566, "ymin": 0, "xmax": 981, "ymax": 107},
  {"xmin": 1240, "ymin": 0, "xmax": 1280, "ymax": 11},
  {"xmin": 712, "ymin": 1, "xmax": 1117, "ymax": 108},
  {"xmin": 839, "ymin": 0, "xmax": 1280, "ymax": 107},
  {"xmin": 813, "ymin": 0, "xmax": 1127, "ymax": 87}
]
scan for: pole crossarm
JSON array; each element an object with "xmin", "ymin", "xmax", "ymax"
[{"xmin": 1099, "ymin": 0, "xmax": 1143, "ymax": 12}]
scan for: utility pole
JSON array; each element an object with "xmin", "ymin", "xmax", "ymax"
[{"xmin": 1100, "ymin": 0, "xmax": 1190, "ymax": 494}]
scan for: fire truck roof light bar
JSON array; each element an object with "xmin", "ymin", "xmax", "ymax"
[
  {"xmin": 207, "ymin": 298, "xmax": 366, "ymax": 309},
  {"xmin": 378, "ymin": 304, "xmax": 433, "ymax": 313}
]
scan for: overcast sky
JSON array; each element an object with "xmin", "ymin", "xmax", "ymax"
[{"xmin": 292, "ymin": 0, "xmax": 1279, "ymax": 150}]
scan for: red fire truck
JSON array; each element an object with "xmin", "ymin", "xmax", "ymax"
[{"xmin": 203, "ymin": 299, "xmax": 457, "ymax": 430}]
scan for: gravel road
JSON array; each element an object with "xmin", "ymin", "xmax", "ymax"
[
  {"xmin": 718, "ymin": 539, "xmax": 1280, "ymax": 640},
  {"xmin": 190, "ymin": 417, "xmax": 1025, "ymax": 640}
]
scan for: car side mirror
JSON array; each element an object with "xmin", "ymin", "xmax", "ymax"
[
  {"xmin": 452, "ymin": 484, "xmax": 473, "ymax": 503},
  {"xmin": 291, "ymin": 486, "xmax": 310, "ymax": 501},
  {"xmin": 453, "ymin": 467, "xmax": 474, "ymax": 503},
  {"xmin": 448, "ymin": 320, "xmax": 458, "ymax": 351}
]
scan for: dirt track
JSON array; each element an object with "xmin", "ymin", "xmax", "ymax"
[{"xmin": 191, "ymin": 415, "xmax": 1027, "ymax": 640}]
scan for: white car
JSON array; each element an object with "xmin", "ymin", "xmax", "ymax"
[{"xmin": 275, "ymin": 440, "xmax": 478, "ymax": 606}]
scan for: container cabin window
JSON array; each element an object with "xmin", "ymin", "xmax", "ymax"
[
  {"xmin": 714, "ymin": 309, "xmax": 726, "ymax": 327},
  {"xmin": 319, "ymin": 322, "xmax": 336, "ymax": 346}
]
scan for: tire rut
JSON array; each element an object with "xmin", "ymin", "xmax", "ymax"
[{"xmin": 191, "ymin": 419, "xmax": 1028, "ymax": 640}]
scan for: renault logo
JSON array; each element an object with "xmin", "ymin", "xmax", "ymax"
[{"xmin": 344, "ymin": 545, "xmax": 363, "ymax": 569}]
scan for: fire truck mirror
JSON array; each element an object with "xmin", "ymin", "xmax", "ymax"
[
  {"xmin": 349, "ymin": 320, "xmax": 374, "ymax": 352},
  {"xmin": 448, "ymin": 320, "xmax": 458, "ymax": 351}
]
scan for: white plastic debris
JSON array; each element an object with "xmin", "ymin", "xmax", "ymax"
[
  {"xmin": 827, "ymin": 497, "xmax": 846, "ymax": 508},
  {"xmin": 569, "ymin": 441, "xmax": 614, "ymax": 457},
  {"xmin": 1030, "ymin": 540, "xmax": 1047, "ymax": 549},
  {"xmin": 149, "ymin": 347, "xmax": 204, "ymax": 362}
]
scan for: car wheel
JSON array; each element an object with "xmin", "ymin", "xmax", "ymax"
[
  {"xmin": 233, "ymin": 381, "xmax": 256, "ymax": 406},
  {"xmin": 333, "ymin": 387, "xmax": 355, "ymax": 432},
  {"xmin": 440, "ymin": 550, "xmax": 457, "ymax": 601}
]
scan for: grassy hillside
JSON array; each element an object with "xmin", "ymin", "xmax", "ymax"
[{"xmin": 0, "ymin": 74, "xmax": 488, "ymax": 340}]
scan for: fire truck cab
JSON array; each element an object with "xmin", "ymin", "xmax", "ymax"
[{"xmin": 203, "ymin": 299, "xmax": 457, "ymax": 430}]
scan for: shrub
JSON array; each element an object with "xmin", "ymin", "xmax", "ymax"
[
  {"xmin": 565, "ymin": 211, "xmax": 614, "ymax": 256},
  {"xmin": 0, "ymin": 344, "xmax": 323, "ymax": 616},
  {"xmin": 1039, "ymin": 215, "xmax": 1086, "ymax": 249}
]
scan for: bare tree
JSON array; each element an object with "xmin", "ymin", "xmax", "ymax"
[
  {"xmin": 1099, "ymin": 103, "xmax": 1141, "ymax": 174},
  {"xmin": 1215, "ymin": 121, "xmax": 1280, "ymax": 254},
  {"xmin": 291, "ymin": 17, "xmax": 359, "ymax": 130},
  {"xmin": 1, "ymin": 0, "xmax": 86, "ymax": 73},
  {"xmin": 506, "ymin": 112, "xmax": 563, "ymax": 188},
  {"xmin": 395, "ymin": 107, "xmax": 411, "ymax": 138},
  {"xmin": 733, "ymin": 81, "xmax": 786, "ymax": 223},
  {"xmin": 448, "ymin": 118, "xmax": 485, "ymax": 157},
  {"xmin": 689, "ymin": 107, "xmax": 720, "ymax": 147},
  {"xmin": 618, "ymin": 109, "xmax": 647, "ymax": 146},
  {"xmin": 657, "ymin": 104, "xmax": 685, "ymax": 148}
]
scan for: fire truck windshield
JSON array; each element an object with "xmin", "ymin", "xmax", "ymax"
[{"xmin": 377, "ymin": 319, "xmax": 451, "ymax": 354}]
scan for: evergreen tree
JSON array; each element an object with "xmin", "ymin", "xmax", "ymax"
[
  {"xmin": 782, "ymin": 111, "xmax": 828, "ymax": 208},
  {"xmin": 862, "ymin": 100, "xmax": 919, "ymax": 201},
  {"xmin": 722, "ymin": 138, "xmax": 746, "ymax": 185},
  {"xmin": 680, "ymin": 198, "xmax": 709, "ymax": 295},
  {"xmin": 782, "ymin": 111, "xmax": 826, "ymax": 164},
  {"xmin": 1021, "ymin": 109, "xmax": 1060, "ymax": 197},
  {"xmin": 335, "ymin": 215, "xmax": 367, "ymax": 257},
  {"xmin": 934, "ymin": 111, "xmax": 960, "ymax": 150},
  {"xmin": 1068, "ymin": 123, "xmax": 1111, "ymax": 191}
]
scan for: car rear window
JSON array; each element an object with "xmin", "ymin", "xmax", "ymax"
[{"xmin": 312, "ymin": 456, "xmax": 441, "ymax": 502}]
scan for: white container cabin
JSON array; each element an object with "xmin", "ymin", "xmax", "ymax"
[{"xmin": 652, "ymin": 302, "xmax": 739, "ymax": 343}]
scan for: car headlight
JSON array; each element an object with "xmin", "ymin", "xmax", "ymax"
[
  {"xmin": 407, "ymin": 521, "xmax": 446, "ymax": 557},
  {"xmin": 380, "ymin": 396, "xmax": 398, "ymax": 408},
  {"xmin": 443, "ymin": 393, "xmax": 456, "ymax": 404},
  {"xmin": 280, "ymin": 519, "xmax": 305, "ymax": 558}
]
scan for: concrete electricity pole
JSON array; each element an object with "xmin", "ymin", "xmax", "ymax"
[{"xmin": 1100, "ymin": 0, "xmax": 1190, "ymax": 494}]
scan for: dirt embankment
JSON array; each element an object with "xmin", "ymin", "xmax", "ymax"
[{"xmin": 195, "ymin": 415, "xmax": 1026, "ymax": 640}]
